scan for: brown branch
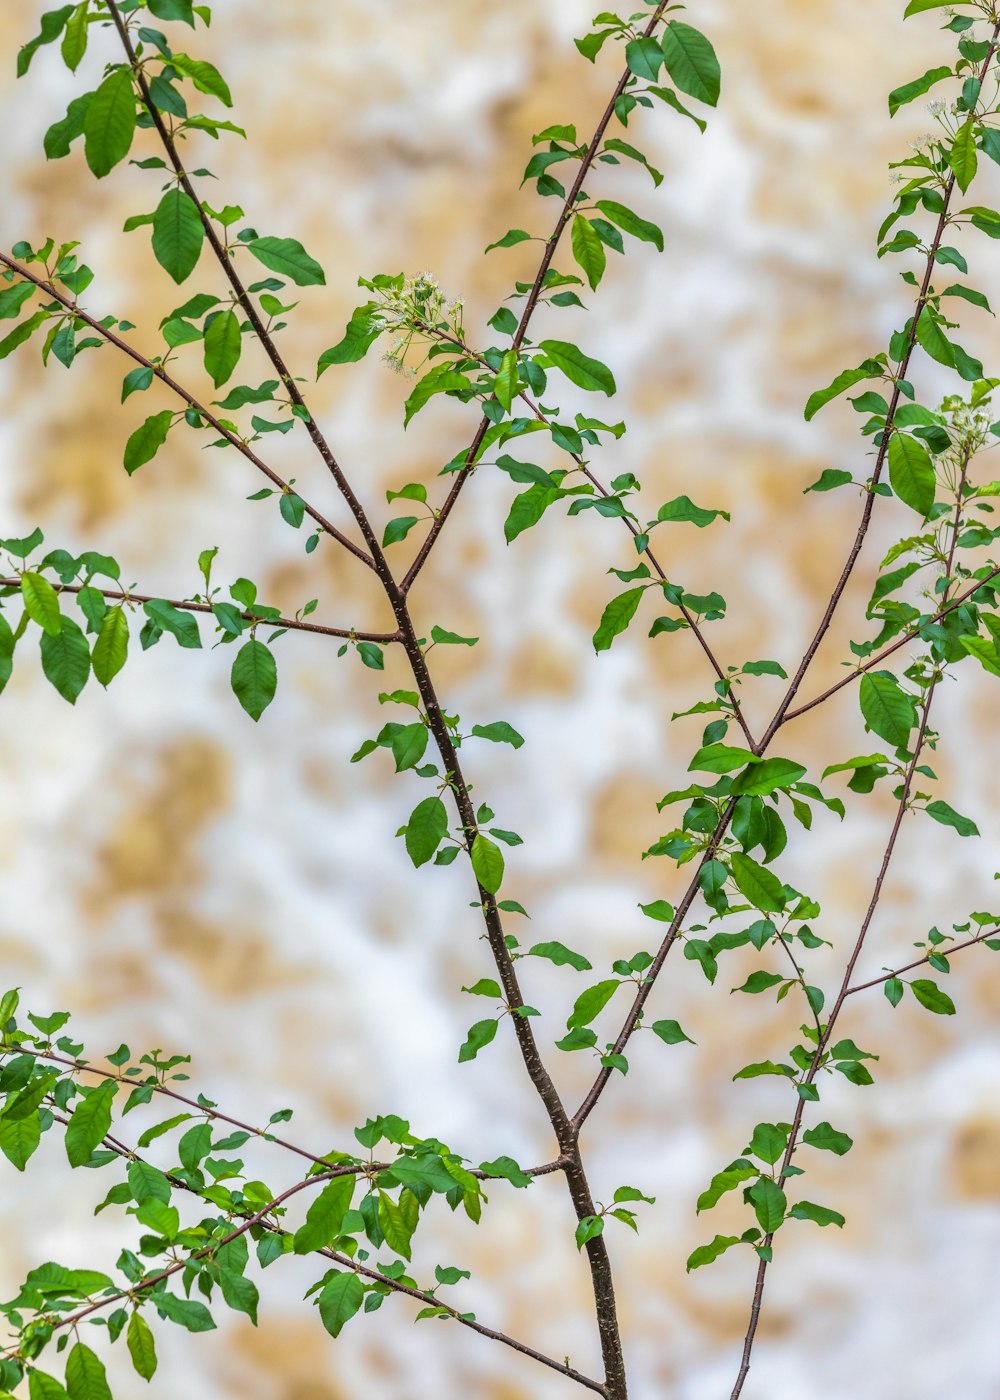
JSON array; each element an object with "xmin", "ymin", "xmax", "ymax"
[
  {"xmin": 756, "ymin": 18, "xmax": 1000, "ymax": 752},
  {"xmin": 0, "ymin": 1166, "xmax": 355, "ymax": 1350},
  {"xmin": 0, "ymin": 576, "xmax": 400, "ymax": 644},
  {"xmin": 412, "ymin": 321, "xmax": 757, "ymax": 749},
  {"xmin": 0, "ymin": 252, "xmax": 373, "ymax": 570},
  {"xmin": 845, "ymin": 925, "xmax": 999, "ymax": 996},
  {"xmin": 781, "ymin": 563, "xmax": 1000, "ymax": 725},
  {"xmin": 400, "ymin": 1, "xmax": 672, "ymax": 598},
  {"xmin": 729, "ymin": 678, "xmax": 939, "ymax": 1398},
  {"xmin": 57, "ymin": 1124, "xmax": 605, "ymax": 1395},
  {"xmin": 104, "ymin": 0, "xmax": 392, "ymax": 581},
  {"xmin": 569, "ymin": 22, "xmax": 1000, "ymax": 1132}
]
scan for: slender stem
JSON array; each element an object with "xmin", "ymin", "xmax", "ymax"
[
  {"xmin": 103, "ymin": 0, "xmax": 390, "ymax": 575},
  {"xmin": 781, "ymin": 563, "xmax": 1000, "ymax": 725},
  {"xmin": 729, "ymin": 680, "xmax": 939, "ymax": 1399},
  {"xmin": 569, "ymin": 21, "xmax": 1000, "ymax": 1127},
  {"xmin": 572, "ymin": 800, "xmax": 737, "ymax": 1132},
  {"xmin": 756, "ymin": 17, "xmax": 1000, "ymax": 751},
  {"xmin": 0, "ymin": 252, "xmax": 373, "ymax": 569},
  {"xmin": 0, "ymin": 576, "xmax": 400, "ymax": 644},
  {"xmin": 415, "ymin": 320, "xmax": 756, "ymax": 747},
  {"xmin": 36, "ymin": 1122, "xmax": 603, "ymax": 1395},
  {"xmin": 400, "ymin": 1, "xmax": 671, "ymax": 598},
  {"xmin": 392, "ymin": 604, "xmax": 628, "ymax": 1396},
  {"xmin": 0, "ymin": 1167, "xmax": 356, "ymax": 1350},
  {"xmin": 845, "ymin": 925, "xmax": 999, "ymax": 996}
]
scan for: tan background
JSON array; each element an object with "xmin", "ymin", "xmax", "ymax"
[{"xmin": 3, "ymin": 1, "xmax": 1000, "ymax": 1396}]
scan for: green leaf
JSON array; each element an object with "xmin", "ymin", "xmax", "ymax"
[
  {"xmin": 686, "ymin": 1234, "xmax": 740, "ymax": 1272},
  {"xmin": 528, "ymin": 941, "xmax": 592, "ymax": 971},
  {"xmin": 150, "ymin": 1292, "xmax": 216, "ymax": 1332},
  {"xmin": 730, "ymin": 853, "xmax": 786, "ymax": 913},
  {"xmin": 748, "ymin": 1178, "xmax": 786, "ymax": 1233},
  {"xmin": 0, "ymin": 282, "xmax": 35, "ymax": 322},
  {"xmin": 318, "ymin": 1271, "xmax": 365, "ymax": 1338},
  {"xmin": 729, "ymin": 758, "xmax": 806, "ymax": 797},
  {"xmin": 151, "ymin": 189, "xmax": 204, "ymax": 285},
  {"xmin": 804, "ymin": 359, "xmax": 884, "ymax": 420},
  {"xmin": 231, "ymin": 639, "xmax": 277, "ymax": 721},
  {"xmin": 910, "ymin": 978, "xmax": 956, "ymax": 1014},
  {"xmin": 593, "ymin": 587, "xmax": 645, "ymax": 652},
  {"xmin": 124, "ymin": 411, "xmax": 173, "ymax": 475},
  {"xmin": 84, "ymin": 68, "xmax": 136, "ymax": 179},
  {"xmin": 471, "ymin": 833, "xmax": 504, "ymax": 894},
  {"xmin": 65, "ymin": 1080, "xmax": 117, "ymax": 1167},
  {"xmin": 0, "ymin": 310, "xmax": 49, "ymax": 361},
  {"xmin": 789, "ymin": 1201, "xmax": 845, "ymax": 1228},
  {"xmin": 17, "ymin": 7, "xmax": 75, "ymax": 78},
  {"xmin": 121, "ymin": 366, "xmax": 154, "ymax": 402},
  {"xmin": 915, "ymin": 306, "xmax": 956, "ymax": 367},
  {"xmin": 885, "ymin": 977, "xmax": 904, "ymax": 1007},
  {"xmin": 40, "ymin": 617, "xmax": 90, "ymax": 704},
  {"xmin": 127, "ymin": 1159, "xmax": 171, "ymax": 1203},
  {"xmin": 403, "ymin": 369, "xmax": 472, "ymax": 427},
  {"xmin": 203, "ymin": 309, "xmax": 242, "ymax": 388},
  {"xmin": 651, "ymin": 1019, "xmax": 695, "ymax": 1046},
  {"xmin": 126, "ymin": 1312, "xmax": 157, "ymax": 1381},
  {"xmin": 169, "ymin": 54, "xmax": 233, "ymax": 106},
  {"xmin": 567, "ymin": 979, "xmax": 620, "ymax": 1029},
  {"xmin": 571, "ymin": 215, "xmax": 606, "ymax": 291},
  {"xmin": 91, "ymin": 606, "xmax": 128, "ymax": 687},
  {"xmin": 148, "ymin": 0, "xmax": 196, "ymax": 22},
  {"xmin": 29, "ymin": 1372, "xmax": 70, "ymax": 1400},
  {"xmin": 21, "ymin": 571, "xmax": 63, "ymax": 636},
  {"xmin": 661, "ymin": 21, "xmax": 721, "ymax": 106},
  {"xmin": 494, "ymin": 347, "xmax": 519, "ymax": 411},
  {"xmin": 0, "ymin": 1112, "xmax": 41, "ymax": 1171},
  {"xmin": 458, "ymin": 1018, "xmax": 498, "ymax": 1062},
  {"xmin": 293, "ymin": 1173, "xmax": 355, "ymax": 1253},
  {"xmin": 802, "ymin": 1121, "xmax": 853, "ymax": 1155},
  {"xmin": 478, "ymin": 1155, "xmax": 532, "ymax": 1188},
  {"xmin": 575, "ymin": 1215, "xmax": 605, "ymax": 1249},
  {"xmin": 471, "ymin": 721, "xmax": 524, "ymax": 749},
  {"xmin": 748, "ymin": 1122, "xmax": 789, "ymax": 1165},
  {"xmin": 317, "ymin": 306, "xmax": 381, "ymax": 371},
  {"xmin": 65, "ymin": 1343, "xmax": 112, "ymax": 1400},
  {"xmin": 950, "ymin": 117, "xmax": 978, "ymax": 193},
  {"xmin": 591, "ymin": 198, "xmax": 661, "ymax": 250},
  {"xmin": 143, "ymin": 599, "xmax": 201, "ymax": 649},
  {"xmin": 538, "ymin": 339, "xmax": 615, "ymax": 395},
  {"xmin": 382, "ymin": 516, "xmax": 419, "ymax": 546},
  {"xmin": 377, "ymin": 1191, "xmax": 414, "ymax": 1259},
  {"xmin": 405, "ymin": 797, "xmax": 449, "ymax": 867},
  {"xmin": 888, "ymin": 432, "xmax": 935, "ymax": 517},
  {"xmin": 888, "ymin": 65, "xmax": 952, "ymax": 117},
  {"xmin": 625, "ymin": 35, "xmax": 663, "ymax": 80},
  {"xmin": 859, "ymin": 672, "xmax": 916, "ymax": 747},
  {"xmin": 924, "ymin": 800, "xmax": 979, "ymax": 837},
  {"xmin": 504, "ymin": 485, "xmax": 560, "ymax": 543},
  {"xmin": 656, "ymin": 494, "xmax": 728, "ymax": 527},
  {"xmin": 246, "ymin": 236, "xmax": 325, "ymax": 286}
]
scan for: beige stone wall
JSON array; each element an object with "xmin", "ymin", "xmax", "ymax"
[{"xmin": 2, "ymin": 3, "xmax": 1000, "ymax": 1397}]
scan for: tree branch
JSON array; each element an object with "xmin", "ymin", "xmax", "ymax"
[
  {"xmin": 845, "ymin": 924, "xmax": 999, "ymax": 996},
  {"xmin": 0, "ymin": 252, "xmax": 374, "ymax": 569},
  {"xmin": 400, "ymin": 1, "xmax": 672, "ymax": 597},
  {"xmin": 103, "ymin": 0, "xmax": 393, "ymax": 578},
  {"xmin": 0, "ymin": 575, "xmax": 401, "ymax": 645},
  {"xmin": 729, "ymin": 678, "xmax": 939, "ymax": 1398}
]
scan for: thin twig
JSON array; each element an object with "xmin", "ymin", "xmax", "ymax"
[
  {"xmin": 104, "ymin": 0, "xmax": 391, "ymax": 578},
  {"xmin": 0, "ymin": 576, "xmax": 401, "ymax": 644},
  {"xmin": 729, "ymin": 679, "xmax": 939, "ymax": 1398},
  {"xmin": 0, "ymin": 252, "xmax": 373, "ymax": 569},
  {"xmin": 400, "ymin": 1, "xmax": 672, "ymax": 598},
  {"xmin": 845, "ymin": 925, "xmax": 999, "ymax": 996}
]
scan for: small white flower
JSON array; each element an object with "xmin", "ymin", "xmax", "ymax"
[{"xmin": 927, "ymin": 99, "xmax": 946, "ymax": 117}]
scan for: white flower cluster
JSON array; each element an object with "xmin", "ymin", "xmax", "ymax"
[
  {"xmin": 941, "ymin": 394, "xmax": 994, "ymax": 456},
  {"xmin": 369, "ymin": 273, "xmax": 465, "ymax": 377}
]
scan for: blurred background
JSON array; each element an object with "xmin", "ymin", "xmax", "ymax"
[{"xmin": 3, "ymin": 1, "xmax": 1000, "ymax": 1396}]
